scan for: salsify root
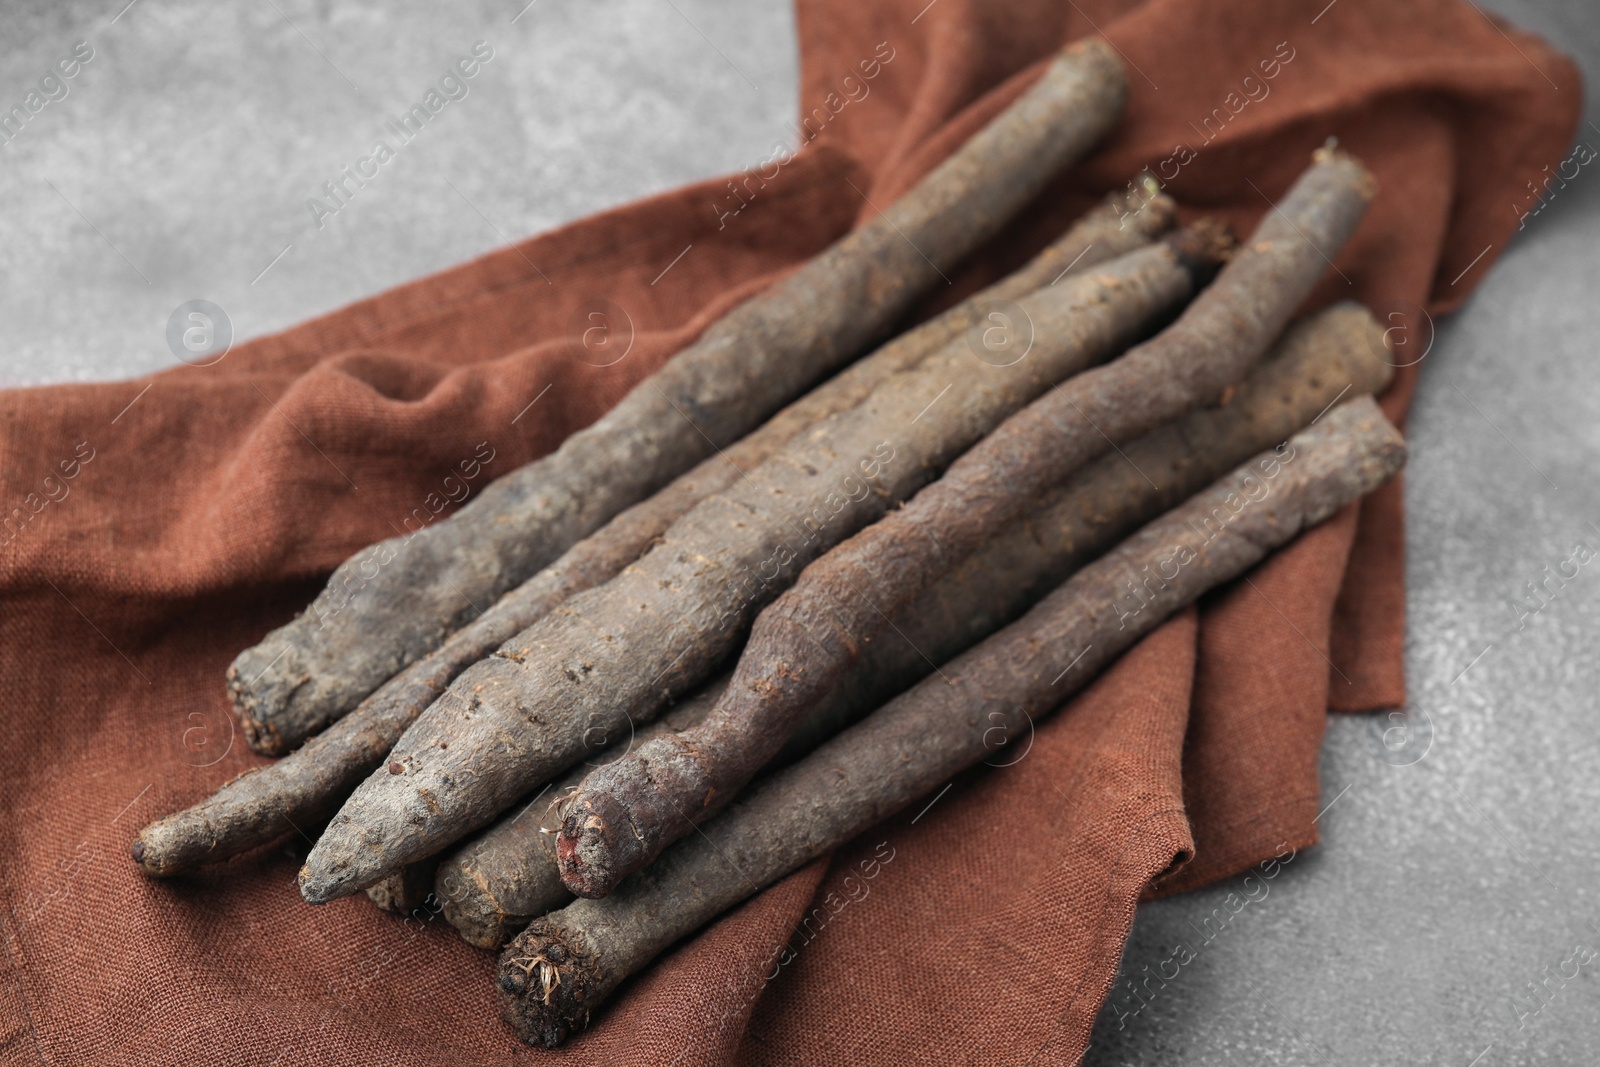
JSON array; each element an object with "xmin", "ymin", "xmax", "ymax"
[
  {"xmin": 130, "ymin": 191, "xmax": 1167, "ymax": 879},
  {"xmin": 434, "ymin": 302, "xmax": 1391, "ymax": 947},
  {"xmin": 433, "ymin": 678, "xmax": 730, "ymax": 948},
  {"xmin": 773, "ymin": 300, "xmax": 1393, "ymax": 760},
  {"xmin": 555, "ymin": 148, "xmax": 1376, "ymax": 899},
  {"xmin": 297, "ymin": 227, "xmax": 1225, "ymax": 904},
  {"xmin": 499, "ymin": 397, "xmax": 1407, "ymax": 1047},
  {"xmin": 227, "ymin": 39, "xmax": 1131, "ymax": 757}
]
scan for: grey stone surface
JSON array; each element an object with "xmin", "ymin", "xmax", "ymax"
[
  {"xmin": 5, "ymin": 1, "xmax": 1598, "ymax": 1063},
  {"xmin": 1085, "ymin": 3, "xmax": 1600, "ymax": 1063},
  {"xmin": 0, "ymin": 0, "xmax": 797, "ymax": 387}
]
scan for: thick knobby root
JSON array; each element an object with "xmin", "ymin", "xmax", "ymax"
[
  {"xmin": 556, "ymin": 148, "xmax": 1376, "ymax": 898},
  {"xmin": 500, "ymin": 399, "xmax": 1406, "ymax": 1045},
  {"xmin": 132, "ymin": 191, "xmax": 1167, "ymax": 879},
  {"xmin": 299, "ymin": 230, "xmax": 1222, "ymax": 904},
  {"xmin": 228, "ymin": 39, "xmax": 1132, "ymax": 756}
]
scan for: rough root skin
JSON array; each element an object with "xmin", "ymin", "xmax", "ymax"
[
  {"xmin": 554, "ymin": 791, "xmax": 634, "ymax": 901},
  {"xmin": 298, "ymin": 230, "xmax": 1204, "ymax": 900},
  {"xmin": 144, "ymin": 193, "xmax": 1131, "ymax": 879},
  {"xmin": 499, "ymin": 227, "xmax": 1222, "ymax": 902},
  {"xmin": 163, "ymin": 193, "xmax": 1142, "ymax": 869},
  {"xmin": 142, "ymin": 173, "xmax": 1174, "ymax": 880},
  {"xmin": 421, "ymin": 304, "xmax": 1392, "ymax": 934},
  {"xmin": 433, "ymin": 680, "xmax": 731, "ymax": 945},
  {"xmin": 226, "ymin": 37, "xmax": 1132, "ymax": 758},
  {"xmin": 130, "ymin": 654, "xmax": 455, "ymax": 877},
  {"xmin": 556, "ymin": 735, "xmax": 711, "ymax": 898},
  {"xmin": 552, "ymin": 149, "xmax": 1375, "ymax": 894},
  {"xmin": 151, "ymin": 48, "xmax": 1144, "ymax": 881},
  {"xmin": 497, "ymin": 401, "xmax": 1406, "ymax": 1046},
  {"xmin": 498, "ymin": 921, "xmax": 603, "ymax": 1049},
  {"xmin": 227, "ymin": 663, "xmax": 286, "ymax": 756}
]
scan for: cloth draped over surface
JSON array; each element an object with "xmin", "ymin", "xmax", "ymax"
[{"xmin": 0, "ymin": 0, "xmax": 1578, "ymax": 1062}]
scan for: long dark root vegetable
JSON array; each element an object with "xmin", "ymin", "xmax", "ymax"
[
  {"xmin": 434, "ymin": 678, "xmax": 729, "ymax": 948},
  {"xmin": 500, "ymin": 398, "xmax": 1406, "ymax": 1047},
  {"xmin": 130, "ymin": 191, "xmax": 1168, "ymax": 879},
  {"xmin": 227, "ymin": 39, "xmax": 1132, "ymax": 757},
  {"xmin": 555, "ymin": 148, "xmax": 1376, "ymax": 898},
  {"xmin": 434, "ymin": 302, "xmax": 1391, "ymax": 946},
  {"xmin": 774, "ymin": 300, "xmax": 1394, "ymax": 759},
  {"xmin": 298, "ymin": 229, "xmax": 1228, "ymax": 904}
]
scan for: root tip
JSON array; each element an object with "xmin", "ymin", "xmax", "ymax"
[
  {"xmin": 297, "ymin": 864, "xmax": 347, "ymax": 905},
  {"xmin": 1311, "ymin": 141, "xmax": 1377, "ymax": 199},
  {"xmin": 238, "ymin": 713, "xmax": 288, "ymax": 758},
  {"xmin": 498, "ymin": 920, "xmax": 602, "ymax": 1049},
  {"xmin": 556, "ymin": 794, "xmax": 634, "ymax": 899},
  {"xmin": 1164, "ymin": 218, "xmax": 1236, "ymax": 284},
  {"xmin": 129, "ymin": 829, "xmax": 177, "ymax": 877}
]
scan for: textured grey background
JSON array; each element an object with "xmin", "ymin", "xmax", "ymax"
[{"xmin": 4, "ymin": 1, "xmax": 1598, "ymax": 1063}]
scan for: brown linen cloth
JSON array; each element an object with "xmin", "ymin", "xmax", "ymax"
[{"xmin": 0, "ymin": 0, "xmax": 1578, "ymax": 1063}]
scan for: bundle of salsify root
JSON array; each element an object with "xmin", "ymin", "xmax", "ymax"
[{"xmin": 133, "ymin": 39, "xmax": 1403, "ymax": 1048}]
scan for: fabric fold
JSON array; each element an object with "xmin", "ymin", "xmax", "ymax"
[{"xmin": 0, "ymin": 0, "xmax": 1579, "ymax": 1063}]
